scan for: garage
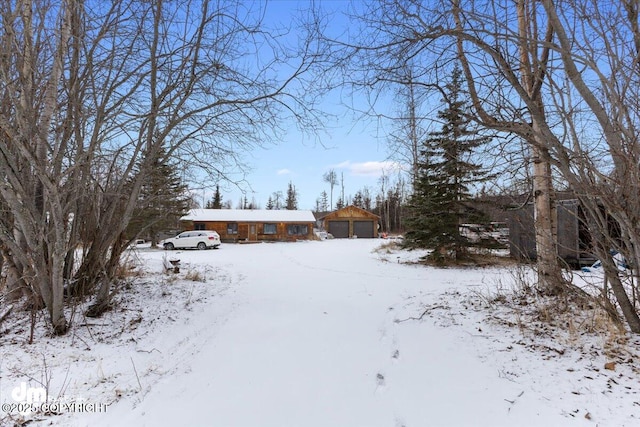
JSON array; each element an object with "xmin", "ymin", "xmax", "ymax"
[
  {"xmin": 328, "ymin": 221, "xmax": 349, "ymax": 238},
  {"xmin": 353, "ymin": 220, "xmax": 374, "ymax": 238},
  {"xmin": 320, "ymin": 205, "xmax": 380, "ymax": 239}
]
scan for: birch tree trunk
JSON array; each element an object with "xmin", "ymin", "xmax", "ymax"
[
  {"xmin": 453, "ymin": 0, "xmax": 566, "ymax": 294},
  {"xmin": 530, "ymin": 142, "xmax": 561, "ymax": 294},
  {"xmin": 0, "ymin": 0, "xmax": 75, "ymax": 334}
]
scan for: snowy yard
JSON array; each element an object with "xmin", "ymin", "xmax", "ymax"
[{"xmin": 1, "ymin": 239, "xmax": 639, "ymax": 426}]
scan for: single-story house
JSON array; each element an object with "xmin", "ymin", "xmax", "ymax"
[
  {"xmin": 180, "ymin": 209, "xmax": 316, "ymax": 242},
  {"xmin": 319, "ymin": 205, "xmax": 380, "ymax": 238}
]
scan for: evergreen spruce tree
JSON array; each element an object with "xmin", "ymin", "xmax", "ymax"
[
  {"xmin": 352, "ymin": 191, "xmax": 364, "ymax": 208},
  {"xmin": 404, "ymin": 66, "xmax": 494, "ymax": 262},
  {"xmin": 212, "ymin": 185, "xmax": 223, "ymax": 208},
  {"xmin": 286, "ymin": 181, "xmax": 298, "ymax": 210},
  {"xmin": 205, "ymin": 184, "xmax": 223, "ymax": 209},
  {"xmin": 128, "ymin": 148, "xmax": 191, "ymax": 247},
  {"xmin": 319, "ymin": 191, "xmax": 329, "ymax": 212}
]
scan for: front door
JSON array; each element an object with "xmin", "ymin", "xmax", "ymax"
[{"xmin": 249, "ymin": 224, "xmax": 257, "ymax": 241}]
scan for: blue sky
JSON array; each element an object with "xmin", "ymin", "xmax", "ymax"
[
  {"xmin": 194, "ymin": 0, "xmax": 408, "ymax": 210},
  {"xmin": 232, "ymin": 112, "xmax": 405, "ymax": 210},
  {"xmin": 207, "ymin": 112, "xmax": 406, "ymax": 210}
]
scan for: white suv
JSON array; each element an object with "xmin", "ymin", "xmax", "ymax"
[{"xmin": 162, "ymin": 231, "xmax": 221, "ymax": 250}]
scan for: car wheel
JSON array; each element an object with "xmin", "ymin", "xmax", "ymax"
[
  {"xmin": 164, "ymin": 243, "xmax": 174, "ymax": 250},
  {"xmin": 197, "ymin": 242, "xmax": 207, "ymax": 250}
]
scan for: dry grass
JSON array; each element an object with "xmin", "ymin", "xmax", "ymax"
[
  {"xmin": 416, "ymin": 251, "xmax": 516, "ymax": 268},
  {"xmin": 115, "ymin": 259, "xmax": 144, "ymax": 280},
  {"xmin": 374, "ymin": 240, "xmax": 402, "ymax": 254},
  {"xmin": 184, "ymin": 269, "xmax": 205, "ymax": 283},
  {"xmin": 477, "ymin": 265, "xmax": 634, "ymax": 366}
]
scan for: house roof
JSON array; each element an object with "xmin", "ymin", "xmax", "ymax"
[
  {"xmin": 181, "ymin": 209, "xmax": 316, "ymax": 223},
  {"xmin": 318, "ymin": 205, "xmax": 380, "ymax": 220}
]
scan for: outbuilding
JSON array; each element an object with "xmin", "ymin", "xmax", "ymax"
[
  {"xmin": 180, "ymin": 209, "xmax": 316, "ymax": 243},
  {"xmin": 320, "ymin": 205, "xmax": 380, "ymax": 238},
  {"xmin": 508, "ymin": 199, "xmax": 597, "ymax": 268}
]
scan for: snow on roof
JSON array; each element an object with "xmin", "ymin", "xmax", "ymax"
[{"xmin": 181, "ymin": 209, "xmax": 316, "ymax": 223}]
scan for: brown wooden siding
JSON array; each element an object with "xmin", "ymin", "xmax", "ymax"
[{"xmin": 183, "ymin": 220, "xmax": 314, "ymax": 242}]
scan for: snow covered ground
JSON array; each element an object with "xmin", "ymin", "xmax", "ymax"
[{"xmin": 1, "ymin": 239, "xmax": 639, "ymax": 426}]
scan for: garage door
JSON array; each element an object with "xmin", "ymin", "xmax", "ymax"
[
  {"xmin": 353, "ymin": 221, "xmax": 374, "ymax": 238},
  {"xmin": 328, "ymin": 221, "xmax": 349, "ymax": 238}
]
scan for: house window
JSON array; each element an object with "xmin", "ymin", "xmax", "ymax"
[
  {"xmin": 194, "ymin": 223, "xmax": 206, "ymax": 230},
  {"xmin": 227, "ymin": 223, "xmax": 238, "ymax": 234},
  {"xmin": 287, "ymin": 224, "xmax": 308, "ymax": 236},
  {"xmin": 263, "ymin": 223, "xmax": 277, "ymax": 235}
]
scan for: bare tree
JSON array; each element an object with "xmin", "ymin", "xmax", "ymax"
[
  {"xmin": 387, "ymin": 64, "xmax": 431, "ymax": 185},
  {"xmin": 377, "ymin": 172, "xmax": 390, "ymax": 233},
  {"xmin": 538, "ymin": 0, "xmax": 640, "ymax": 331},
  {"xmin": 323, "ymin": 169, "xmax": 338, "ymax": 210},
  {"xmin": 0, "ymin": 0, "xmax": 77, "ymax": 333},
  {"xmin": 0, "ymin": 0, "xmax": 327, "ymax": 333},
  {"xmin": 271, "ymin": 191, "xmax": 284, "ymax": 210},
  {"xmin": 340, "ymin": 172, "xmax": 345, "ymax": 205}
]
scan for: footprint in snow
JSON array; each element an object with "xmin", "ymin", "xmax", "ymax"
[
  {"xmin": 392, "ymin": 349, "xmax": 400, "ymax": 362},
  {"xmin": 375, "ymin": 372, "xmax": 386, "ymax": 393},
  {"xmin": 394, "ymin": 416, "xmax": 407, "ymax": 427}
]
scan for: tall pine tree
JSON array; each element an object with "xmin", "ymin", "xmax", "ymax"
[
  {"xmin": 205, "ymin": 184, "xmax": 223, "ymax": 209},
  {"xmin": 127, "ymin": 148, "xmax": 191, "ymax": 247},
  {"xmin": 319, "ymin": 191, "xmax": 329, "ymax": 212},
  {"xmin": 286, "ymin": 181, "xmax": 298, "ymax": 210},
  {"xmin": 404, "ymin": 66, "xmax": 493, "ymax": 262},
  {"xmin": 266, "ymin": 196, "xmax": 275, "ymax": 210}
]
